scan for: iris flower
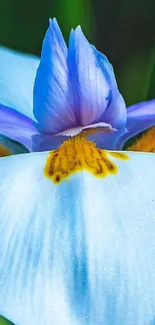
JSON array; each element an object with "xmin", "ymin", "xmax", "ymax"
[
  {"xmin": 0, "ymin": 18, "xmax": 155, "ymax": 325},
  {"xmin": 1, "ymin": 18, "xmax": 155, "ymax": 154}
]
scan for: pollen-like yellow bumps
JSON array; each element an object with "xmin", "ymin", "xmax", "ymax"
[
  {"xmin": 44, "ymin": 136, "xmax": 129, "ymax": 184},
  {"xmin": 0, "ymin": 145, "xmax": 12, "ymax": 157},
  {"xmin": 128, "ymin": 127, "xmax": 155, "ymax": 152}
]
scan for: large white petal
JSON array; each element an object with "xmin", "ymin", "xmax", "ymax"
[
  {"xmin": 0, "ymin": 46, "xmax": 39, "ymax": 121},
  {"xmin": 0, "ymin": 151, "xmax": 155, "ymax": 325}
]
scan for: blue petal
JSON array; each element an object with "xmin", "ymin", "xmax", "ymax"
[
  {"xmin": 0, "ymin": 46, "xmax": 39, "ymax": 121},
  {"xmin": 0, "ymin": 151, "xmax": 155, "ymax": 324},
  {"xmin": 0, "ymin": 104, "xmax": 38, "ymax": 151},
  {"xmin": 68, "ymin": 27, "xmax": 110, "ymax": 126},
  {"xmin": 33, "ymin": 18, "xmax": 77, "ymax": 134},
  {"xmin": 95, "ymin": 49, "xmax": 127, "ymax": 129},
  {"xmin": 117, "ymin": 99, "xmax": 155, "ymax": 149},
  {"xmin": 32, "ymin": 133, "xmax": 68, "ymax": 151},
  {"xmin": 88, "ymin": 129, "xmax": 125, "ymax": 150}
]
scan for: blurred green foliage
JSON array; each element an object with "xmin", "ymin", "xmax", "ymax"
[
  {"xmin": 146, "ymin": 47, "xmax": 155, "ymax": 100},
  {"xmin": 118, "ymin": 53, "xmax": 154, "ymax": 106},
  {"xmin": 0, "ymin": 0, "xmax": 155, "ymax": 107},
  {"xmin": 0, "ymin": 0, "xmax": 94, "ymax": 55},
  {"xmin": 54, "ymin": 0, "xmax": 94, "ymax": 40},
  {"xmin": 0, "ymin": 317, "xmax": 13, "ymax": 325}
]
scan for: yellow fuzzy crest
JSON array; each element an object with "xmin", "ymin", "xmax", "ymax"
[{"xmin": 44, "ymin": 137, "xmax": 129, "ymax": 184}]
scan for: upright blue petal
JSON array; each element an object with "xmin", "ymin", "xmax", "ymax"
[
  {"xmin": 68, "ymin": 27, "xmax": 110, "ymax": 126},
  {"xmin": 0, "ymin": 46, "xmax": 39, "ymax": 121},
  {"xmin": 33, "ymin": 18, "xmax": 77, "ymax": 134},
  {"xmin": 94, "ymin": 49, "xmax": 127, "ymax": 129}
]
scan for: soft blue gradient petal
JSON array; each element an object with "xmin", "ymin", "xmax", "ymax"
[
  {"xmin": 0, "ymin": 151, "xmax": 155, "ymax": 324},
  {"xmin": 32, "ymin": 133, "xmax": 68, "ymax": 151},
  {"xmin": 33, "ymin": 18, "xmax": 76, "ymax": 134},
  {"xmin": 0, "ymin": 135, "xmax": 28, "ymax": 155},
  {"xmin": 0, "ymin": 46, "xmax": 39, "ymax": 121},
  {"xmin": 0, "ymin": 104, "xmax": 38, "ymax": 151},
  {"xmin": 95, "ymin": 49, "xmax": 127, "ymax": 129},
  {"xmin": 88, "ymin": 129, "xmax": 125, "ymax": 150},
  {"xmin": 68, "ymin": 27, "xmax": 110, "ymax": 126},
  {"xmin": 118, "ymin": 99, "xmax": 155, "ymax": 149}
]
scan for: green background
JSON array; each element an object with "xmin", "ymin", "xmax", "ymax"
[{"xmin": 0, "ymin": 0, "xmax": 155, "ymax": 107}]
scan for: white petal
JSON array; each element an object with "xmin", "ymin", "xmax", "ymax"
[
  {"xmin": 0, "ymin": 46, "xmax": 39, "ymax": 120},
  {"xmin": 0, "ymin": 151, "xmax": 155, "ymax": 325},
  {"xmin": 55, "ymin": 122, "xmax": 116, "ymax": 137}
]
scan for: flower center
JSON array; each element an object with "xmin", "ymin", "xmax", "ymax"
[
  {"xmin": 0, "ymin": 145, "xmax": 12, "ymax": 157},
  {"xmin": 44, "ymin": 136, "xmax": 129, "ymax": 184},
  {"xmin": 127, "ymin": 127, "xmax": 155, "ymax": 152}
]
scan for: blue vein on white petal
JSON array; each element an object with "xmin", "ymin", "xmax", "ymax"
[{"xmin": 0, "ymin": 152, "xmax": 155, "ymax": 324}]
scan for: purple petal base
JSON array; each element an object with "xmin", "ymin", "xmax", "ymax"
[
  {"xmin": 33, "ymin": 125, "xmax": 123, "ymax": 152},
  {"xmin": 0, "ymin": 104, "xmax": 38, "ymax": 151},
  {"xmin": 117, "ymin": 99, "xmax": 155, "ymax": 149}
]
